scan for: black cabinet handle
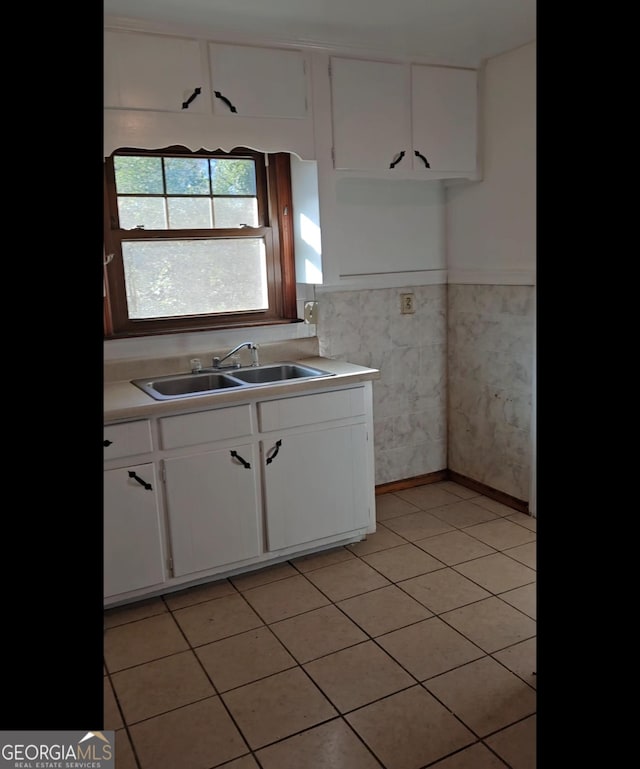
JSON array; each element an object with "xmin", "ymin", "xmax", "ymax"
[
  {"xmin": 214, "ymin": 90, "xmax": 238, "ymax": 113},
  {"xmin": 266, "ymin": 439, "xmax": 282, "ymax": 465},
  {"xmin": 181, "ymin": 87, "xmax": 202, "ymax": 110},
  {"xmin": 104, "ymin": 439, "xmax": 113, "ymax": 447},
  {"xmin": 389, "ymin": 151, "xmax": 406, "ymax": 169},
  {"xmin": 230, "ymin": 450, "xmax": 251, "ymax": 469},
  {"xmin": 128, "ymin": 470, "xmax": 153, "ymax": 491},
  {"xmin": 414, "ymin": 150, "xmax": 431, "ymax": 168}
]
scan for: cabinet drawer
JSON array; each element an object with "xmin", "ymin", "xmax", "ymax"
[
  {"xmin": 259, "ymin": 387, "xmax": 365, "ymax": 431},
  {"xmin": 104, "ymin": 420, "xmax": 153, "ymax": 460},
  {"xmin": 159, "ymin": 404, "xmax": 254, "ymax": 449}
]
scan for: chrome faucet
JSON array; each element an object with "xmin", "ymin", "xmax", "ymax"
[{"xmin": 212, "ymin": 342, "xmax": 260, "ymax": 369}]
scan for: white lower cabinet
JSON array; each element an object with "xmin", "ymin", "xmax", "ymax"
[
  {"xmin": 263, "ymin": 423, "xmax": 369, "ymax": 551},
  {"xmin": 104, "ymin": 382, "xmax": 375, "ymax": 605},
  {"xmin": 163, "ymin": 444, "xmax": 261, "ymax": 576},
  {"xmin": 103, "ymin": 463, "xmax": 166, "ymax": 598}
]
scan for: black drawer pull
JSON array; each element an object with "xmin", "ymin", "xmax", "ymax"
[
  {"xmin": 214, "ymin": 90, "xmax": 238, "ymax": 113},
  {"xmin": 230, "ymin": 450, "xmax": 251, "ymax": 469},
  {"xmin": 104, "ymin": 439, "xmax": 113, "ymax": 447},
  {"xmin": 389, "ymin": 151, "xmax": 405, "ymax": 169},
  {"xmin": 414, "ymin": 150, "xmax": 431, "ymax": 168},
  {"xmin": 128, "ymin": 471, "xmax": 153, "ymax": 491},
  {"xmin": 182, "ymin": 87, "xmax": 201, "ymax": 109},
  {"xmin": 266, "ymin": 439, "xmax": 282, "ymax": 465}
]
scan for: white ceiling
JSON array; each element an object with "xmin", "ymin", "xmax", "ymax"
[{"xmin": 103, "ymin": 0, "xmax": 536, "ymax": 68}]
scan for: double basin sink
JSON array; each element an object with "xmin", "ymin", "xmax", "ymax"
[{"xmin": 132, "ymin": 362, "xmax": 335, "ymax": 401}]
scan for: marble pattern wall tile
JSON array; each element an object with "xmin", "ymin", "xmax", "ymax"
[
  {"xmin": 448, "ymin": 285, "xmax": 534, "ymax": 501},
  {"xmin": 448, "ymin": 411, "xmax": 530, "ymax": 471},
  {"xmin": 316, "ymin": 283, "xmax": 533, "ymax": 496},
  {"xmin": 317, "ymin": 285, "xmax": 447, "ymax": 485}
]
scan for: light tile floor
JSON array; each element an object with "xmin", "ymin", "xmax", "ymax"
[{"xmin": 104, "ymin": 480, "xmax": 536, "ymax": 769}]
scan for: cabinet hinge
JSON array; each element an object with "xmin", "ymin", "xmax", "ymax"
[
  {"xmin": 167, "ymin": 556, "xmax": 174, "ymax": 576},
  {"xmin": 331, "ymin": 147, "xmax": 335, "ymax": 163},
  {"xmin": 328, "ymin": 62, "xmax": 331, "ymax": 77},
  {"xmin": 161, "ymin": 465, "xmax": 166, "ymax": 483}
]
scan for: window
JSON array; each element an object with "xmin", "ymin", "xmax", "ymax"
[{"xmin": 103, "ymin": 147, "xmax": 298, "ymax": 338}]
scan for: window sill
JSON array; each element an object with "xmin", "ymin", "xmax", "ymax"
[{"xmin": 105, "ymin": 317, "xmax": 304, "ymax": 341}]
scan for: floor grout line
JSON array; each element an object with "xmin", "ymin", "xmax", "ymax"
[{"xmin": 104, "ymin": 482, "xmax": 535, "ymax": 769}]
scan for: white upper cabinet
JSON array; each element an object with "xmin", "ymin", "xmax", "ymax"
[
  {"xmin": 411, "ymin": 64, "xmax": 477, "ymax": 176},
  {"xmin": 104, "ymin": 30, "xmax": 210, "ymax": 113},
  {"xmin": 104, "ymin": 30, "xmax": 316, "ymax": 158},
  {"xmin": 104, "ymin": 31, "xmax": 309, "ymax": 119},
  {"xmin": 331, "ymin": 57, "xmax": 410, "ymax": 171},
  {"xmin": 209, "ymin": 44, "xmax": 308, "ymax": 118},
  {"xmin": 330, "ymin": 56, "xmax": 477, "ymax": 178}
]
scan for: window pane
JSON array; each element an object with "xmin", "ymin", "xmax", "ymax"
[
  {"xmin": 118, "ymin": 197, "xmax": 167, "ymax": 230},
  {"xmin": 114, "ymin": 156, "xmax": 163, "ymax": 194},
  {"xmin": 165, "ymin": 157, "xmax": 210, "ymax": 194},
  {"xmin": 210, "ymin": 159, "xmax": 256, "ymax": 195},
  {"xmin": 213, "ymin": 198, "xmax": 259, "ymax": 227},
  {"xmin": 168, "ymin": 197, "xmax": 213, "ymax": 229},
  {"xmin": 122, "ymin": 239, "xmax": 268, "ymax": 318}
]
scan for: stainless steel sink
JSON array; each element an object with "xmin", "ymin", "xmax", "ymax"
[
  {"xmin": 131, "ymin": 362, "xmax": 335, "ymax": 401},
  {"xmin": 231, "ymin": 362, "xmax": 334, "ymax": 384},
  {"xmin": 131, "ymin": 372, "xmax": 244, "ymax": 401}
]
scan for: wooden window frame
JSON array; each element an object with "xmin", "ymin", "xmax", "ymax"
[{"xmin": 103, "ymin": 146, "xmax": 298, "ymax": 339}]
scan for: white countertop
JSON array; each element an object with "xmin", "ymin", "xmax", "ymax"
[{"xmin": 104, "ymin": 356, "xmax": 380, "ymax": 423}]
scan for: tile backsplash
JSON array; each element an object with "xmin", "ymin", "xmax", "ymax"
[
  {"xmin": 316, "ymin": 285, "xmax": 447, "ymax": 486},
  {"xmin": 447, "ymin": 284, "xmax": 534, "ymax": 501}
]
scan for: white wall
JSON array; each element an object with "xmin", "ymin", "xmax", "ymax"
[
  {"xmin": 328, "ymin": 178, "xmax": 445, "ymax": 282},
  {"xmin": 445, "ymin": 41, "xmax": 536, "ymax": 507},
  {"xmin": 446, "ymin": 41, "xmax": 536, "ymax": 282},
  {"xmin": 103, "ymin": 313, "xmax": 315, "ymax": 362}
]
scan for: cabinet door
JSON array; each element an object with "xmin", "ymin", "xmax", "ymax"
[
  {"xmin": 104, "ymin": 30, "xmax": 209, "ymax": 113},
  {"xmin": 104, "ymin": 464, "xmax": 165, "ymax": 598},
  {"xmin": 411, "ymin": 65, "xmax": 477, "ymax": 174},
  {"xmin": 263, "ymin": 424, "xmax": 370, "ymax": 551},
  {"xmin": 330, "ymin": 57, "xmax": 410, "ymax": 171},
  {"xmin": 164, "ymin": 444, "xmax": 261, "ymax": 576},
  {"xmin": 209, "ymin": 44, "xmax": 308, "ymax": 118}
]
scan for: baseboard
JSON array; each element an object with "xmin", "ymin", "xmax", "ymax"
[
  {"xmin": 375, "ymin": 468, "xmax": 529, "ymax": 515},
  {"xmin": 375, "ymin": 470, "xmax": 448, "ymax": 495},
  {"xmin": 446, "ymin": 471, "xmax": 529, "ymax": 514}
]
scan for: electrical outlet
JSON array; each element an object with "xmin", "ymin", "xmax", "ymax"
[
  {"xmin": 304, "ymin": 300, "xmax": 319, "ymax": 324},
  {"xmin": 400, "ymin": 293, "xmax": 415, "ymax": 314}
]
